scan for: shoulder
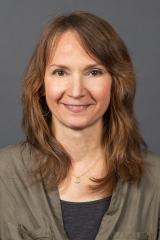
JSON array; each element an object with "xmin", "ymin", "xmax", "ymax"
[
  {"xmin": 142, "ymin": 149, "xmax": 160, "ymax": 189},
  {"xmin": 0, "ymin": 143, "xmax": 23, "ymax": 158},
  {"xmin": 0, "ymin": 141, "xmax": 32, "ymax": 177},
  {"xmin": 143, "ymin": 149, "xmax": 160, "ymax": 173}
]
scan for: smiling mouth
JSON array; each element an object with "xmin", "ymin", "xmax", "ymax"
[
  {"xmin": 63, "ymin": 104, "xmax": 90, "ymax": 113},
  {"xmin": 63, "ymin": 104, "xmax": 90, "ymax": 106}
]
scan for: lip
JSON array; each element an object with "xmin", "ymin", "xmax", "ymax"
[
  {"xmin": 63, "ymin": 104, "xmax": 90, "ymax": 106},
  {"xmin": 63, "ymin": 104, "xmax": 90, "ymax": 113}
]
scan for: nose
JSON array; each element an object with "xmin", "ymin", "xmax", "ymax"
[{"xmin": 67, "ymin": 73, "xmax": 86, "ymax": 98}]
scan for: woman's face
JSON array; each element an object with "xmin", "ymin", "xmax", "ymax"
[{"xmin": 44, "ymin": 30, "xmax": 112, "ymax": 131}]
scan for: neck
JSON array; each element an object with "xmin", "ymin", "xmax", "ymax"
[
  {"xmin": 53, "ymin": 120, "xmax": 110, "ymax": 199},
  {"xmin": 51, "ymin": 120, "xmax": 105, "ymax": 169}
]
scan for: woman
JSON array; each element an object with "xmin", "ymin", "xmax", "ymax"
[{"xmin": 0, "ymin": 10, "xmax": 160, "ymax": 240}]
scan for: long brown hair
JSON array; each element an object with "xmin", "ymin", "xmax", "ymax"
[{"xmin": 21, "ymin": 10, "xmax": 148, "ymax": 194}]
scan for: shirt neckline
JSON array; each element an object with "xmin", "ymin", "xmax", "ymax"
[{"xmin": 60, "ymin": 195, "xmax": 112, "ymax": 205}]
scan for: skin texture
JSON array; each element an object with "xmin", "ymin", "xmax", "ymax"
[{"xmin": 44, "ymin": 30, "xmax": 112, "ymax": 201}]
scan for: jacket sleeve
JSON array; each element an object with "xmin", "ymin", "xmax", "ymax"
[
  {"xmin": 0, "ymin": 176, "xmax": 24, "ymax": 239},
  {"xmin": 0, "ymin": 176, "xmax": 52, "ymax": 240}
]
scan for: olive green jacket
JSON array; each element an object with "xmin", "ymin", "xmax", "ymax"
[{"xmin": 0, "ymin": 142, "xmax": 160, "ymax": 240}]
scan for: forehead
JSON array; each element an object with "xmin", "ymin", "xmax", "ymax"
[{"xmin": 47, "ymin": 30, "xmax": 99, "ymax": 65}]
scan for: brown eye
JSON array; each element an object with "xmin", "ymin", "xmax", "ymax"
[
  {"xmin": 89, "ymin": 69, "xmax": 103, "ymax": 76},
  {"xmin": 52, "ymin": 69, "xmax": 65, "ymax": 76}
]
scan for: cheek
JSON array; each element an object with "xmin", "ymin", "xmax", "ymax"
[
  {"xmin": 44, "ymin": 80, "xmax": 65, "ymax": 102},
  {"xmin": 94, "ymin": 81, "xmax": 112, "ymax": 104}
]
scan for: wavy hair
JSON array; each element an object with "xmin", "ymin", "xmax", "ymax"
[{"xmin": 21, "ymin": 10, "xmax": 148, "ymax": 194}]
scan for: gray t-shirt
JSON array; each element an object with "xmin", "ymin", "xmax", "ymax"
[{"xmin": 60, "ymin": 196, "xmax": 111, "ymax": 240}]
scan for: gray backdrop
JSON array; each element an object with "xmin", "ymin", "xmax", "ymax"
[{"xmin": 0, "ymin": 0, "xmax": 159, "ymax": 154}]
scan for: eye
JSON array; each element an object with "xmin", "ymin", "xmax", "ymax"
[
  {"xmin": 52, "ymin": 69, "xmax": 66, "ymax": 76},
  {"xmin": 89, "ymin": 69, "xmax": 103, "ymax": 76}
]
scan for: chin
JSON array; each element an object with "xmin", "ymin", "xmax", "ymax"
[
  {"xmin": 65, "ymin": 123, "xmax": 88, "ymax": 130},
  {"xmin": 63, "ymin": 119, "xmax": 96, "ymax": 130}
]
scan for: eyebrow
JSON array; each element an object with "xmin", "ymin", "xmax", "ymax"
[{"xmin": 49, "ymin": 63, "xmax": 104, "ymax": 70}]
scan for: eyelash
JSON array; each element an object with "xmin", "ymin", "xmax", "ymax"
[{"xmin": 51, "ymin": 69, "xmax": 103, "ymax": 77}]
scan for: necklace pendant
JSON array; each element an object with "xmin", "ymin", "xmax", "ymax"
[{"xmin": 74, "ymin": 176, "xmax": 80, "ymax": 184}]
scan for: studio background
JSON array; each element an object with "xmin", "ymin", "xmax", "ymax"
[{"xmin": 0, "ymin": 0, "xmax": 159, "ymax": 154}]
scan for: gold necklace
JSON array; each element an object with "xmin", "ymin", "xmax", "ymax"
[{"xmin": 71, "ymin": 159, "xmax": 99, "ymax": 184}]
